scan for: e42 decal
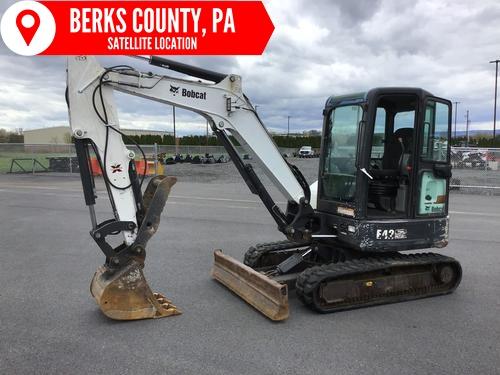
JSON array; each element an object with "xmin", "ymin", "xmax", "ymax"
[{"xmin": 376, "ymin": 228, "xmax": 408, "ymax": 240}]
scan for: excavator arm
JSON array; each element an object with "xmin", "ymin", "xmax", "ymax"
[{"xmin": 66, "ymin": 56, "xmax": 314, "ymax": 320}]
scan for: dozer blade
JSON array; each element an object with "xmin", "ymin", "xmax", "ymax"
[
  {"xmin": 90, "ymin": 260, "xmax": 181, "ymax": 320},
  {"xmin": 211, "ymin": 250, "xmax": 289, "ymax": 321}
]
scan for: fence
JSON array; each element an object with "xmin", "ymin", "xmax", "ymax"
[
  {"xmin": 0, "ymin": 143, "xmax": 499, "ymax": 194},
  {"xmin": 449, "ymin": 147, "xmax": 500, "ymax": 193},
  {"xmin": 0, "ymin": 143, "xmax": 297, "ymax": 174}
]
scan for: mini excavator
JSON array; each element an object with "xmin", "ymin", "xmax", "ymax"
[{"xmin": 67, "ymin": 56, "xmax": 461, "ymax": 321}]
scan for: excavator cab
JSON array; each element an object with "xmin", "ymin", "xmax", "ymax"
[{"xmin": 318, "ymin": 88, "xmax": 453, "ymax": 252}]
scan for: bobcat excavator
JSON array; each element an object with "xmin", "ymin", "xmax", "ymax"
[{"xmin": 67, "ymin": 56, "xmax": 461, "ymax": 321}]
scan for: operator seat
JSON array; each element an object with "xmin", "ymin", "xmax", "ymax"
[
  {"xmin": 394, "ymin": 127, "xmax": 414, "ymax": 177},
  {"xmin": 369, "ymin": 128, "xmax": 413, "ymax": 212},
  {"xmin": 372, "ymin": 127, "xmax": 413, "ymax": 177}
]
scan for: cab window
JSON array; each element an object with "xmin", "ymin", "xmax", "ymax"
[
  {"xmin": 321, "ymin": 105, "xmax": 362, "ymax": 202},
  {"xmin": 422, "ymin": 101, "xmax": 450, "ymax": 162}
]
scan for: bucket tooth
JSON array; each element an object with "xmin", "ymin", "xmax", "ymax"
[
  {"xmin": 90, "ymin": 261, "xmax": 181, "ymax": 320},
  {"xmin": 211, "ymin": 249, "xmax": 289, "ymax": 321}
]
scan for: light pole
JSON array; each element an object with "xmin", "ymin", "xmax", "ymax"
[
  {"xmin": 465, "ymin": 110, "xmax": 470, "ymax": 147},
  {"xmin": 287, "ymin": 115, "xmax": 291, "ymax": 148},
  {"xmin": 490, "ymin": 59, "xmax": 500, "ymax": 140},
  {"xmin": 172, "ymin": 106, "xmax": 177, "ymax": 154},
  {"xmin": 453, "ymin": 101, "xmax": 460, "ymax": 139},
  {"xmin": 206, "ymin": 119, "xmax": 209, "ymax": 148}
]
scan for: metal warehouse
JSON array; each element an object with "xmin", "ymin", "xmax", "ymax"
[{"xmin": 23, "ymin": 126, "xmax": 173, "ymax": 144}]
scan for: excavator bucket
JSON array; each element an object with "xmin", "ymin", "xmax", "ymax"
[
  {"xmin": 90, "ymin": 260, "xmax": 181, "ymax": 320},
  {"xmin": 88, "ymin": 175, "xmax": 181, "ymax": 320},
  {"xmin": 211, "ymin": 250, "xmax": 289, "ymax": 321}
]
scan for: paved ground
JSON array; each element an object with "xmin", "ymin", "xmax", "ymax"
[{"xmin": 1, "ymin": 163, "xmax": 499, "ymax": 375}]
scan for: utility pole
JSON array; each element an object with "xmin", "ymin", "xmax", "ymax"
[
  {"xmin": 206, "ymin": 119, "xmax": 209, "ymax": 148},
  {"xmin": 453, "ymin": 101, "xmax": 460, "ymax": 139},
  {"xmin": 490, "ymin": 59, "xmax": 500, "ymax": 140},
  {"xmin": 287, "ymin": 115, "xmax": 291, "ymax": 148},
  {"xmin": 172, "ymin": 106, "xmax": 177, "ymax": 154},
  {"xmin": 254, "ymin": 105, "xmax": 259, "ymax": 113},
  {"xmin": 465, "ymin": 110, "xmax": 470, "ymax": 147}
]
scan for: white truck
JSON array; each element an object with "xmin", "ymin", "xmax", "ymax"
[{"xmin": 297, "ymin": 146, "xmax": 315, "ymax": 158}]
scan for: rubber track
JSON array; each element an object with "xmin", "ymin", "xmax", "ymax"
[
  {"xmin": 296, "ymin": 252, "xmax": 462, "ymax": 313},
  {"xmin": 243, "ymin": 239, "xmax": 311, "ymax": 267}
]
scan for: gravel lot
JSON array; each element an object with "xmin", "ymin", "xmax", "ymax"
[
  {"xmin": 0, "ymin": 160, "xmax": 499, "ymax": 375},
  {"xmin": 163, "ymin": 156, "xmax": 320, "ymax": 184}
]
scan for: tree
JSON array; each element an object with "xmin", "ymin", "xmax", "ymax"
[
  {"xmin": 63, "ymin": 132, "xmax": 72, "ymax": 144},
  {"xmin": 0, "ymin": 129, "xmax": 24, "ymax": 143}
]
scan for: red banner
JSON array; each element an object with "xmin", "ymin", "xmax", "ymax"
[{"xmin": 0, "ymin": 1, "xmax": 275, "ymax": 56}]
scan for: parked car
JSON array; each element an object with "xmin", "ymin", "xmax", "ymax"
[{"xmin": 297, "ymin": 146, "xmax": 316, "ymax": 158}]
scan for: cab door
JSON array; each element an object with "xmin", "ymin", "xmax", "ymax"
[
  {"xmin": 415, "ymin": 98, "xmax": 452, "ymax": 217},
  {"xmin": 317, "ymin": 104, "xmax": 364, "ymax": 217}
]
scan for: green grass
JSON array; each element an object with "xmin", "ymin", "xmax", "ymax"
[
  {"xmin": 0, "ymin": 152, "xmax": 69, "ymax": 173},
  {"xmin": 0, "ymin": 151, "xmax": 228, "ymax": 174}
]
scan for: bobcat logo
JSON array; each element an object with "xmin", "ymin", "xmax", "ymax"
[
  {"xmin": 170, "ymin": 85, "xmax": 180, "ymax": 95},
  {"xmin": 111, "ymin": 164, "xmax": 122, "ymax": 173}
]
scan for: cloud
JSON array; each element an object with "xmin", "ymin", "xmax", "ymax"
[{"xmin": 0, "ymin": 0, "xmax": 499, "ymax": 136}]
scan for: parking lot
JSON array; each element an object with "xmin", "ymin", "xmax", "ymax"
[{"xmin": 1, "ymin": 160, "xmax": 499, "ymax": 375}]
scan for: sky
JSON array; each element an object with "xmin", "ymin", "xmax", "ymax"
[{"xmin": 1, "ymin": 0, "xmax": 499, "ymax": 136}]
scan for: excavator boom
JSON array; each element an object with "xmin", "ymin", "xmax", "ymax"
[{"xmin": 66, "ymin": 56, "xmax": 312, "ymax": 320}]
